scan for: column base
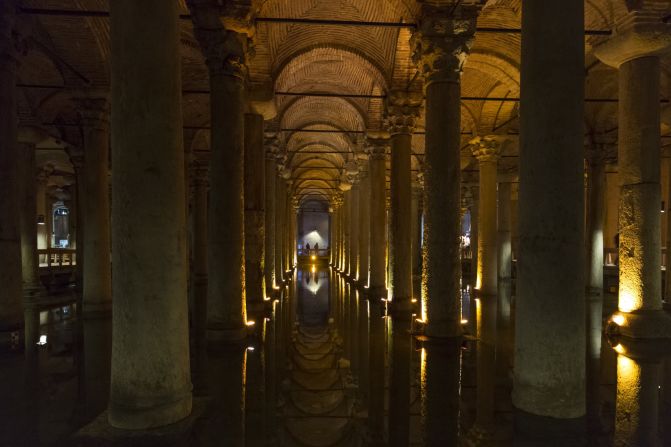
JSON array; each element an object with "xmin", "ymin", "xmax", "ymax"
[
  {"xmin": 513, "ymin": 407, "xmax": 585, "ymax": 446},
  {"xmin": 74, "ymin": 397, "xmax": 203, "ymax": 445},
  {"xmin": 108, "ymin": 386, "xmax": 193, "ymax": 430},
  {"xmin": 608, "ymin": 309, "xmax": 671, "ymax": 340}
]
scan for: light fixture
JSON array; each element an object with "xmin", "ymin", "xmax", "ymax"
[
  {"xmin": 461, "ymin": 319, "xmax": 468, "ymax": 324},
  {"xmin": 311, "ymin": 255, "xmax": 316, "ymax": 260},
  {"xmin": 246, "ymin": 321, "xmax": 256, "ymax": 326},
  {"xmin": 611, "ymin": 313, "xmax": 625, "ymax": 326},
  {"xmin": 37, "ymin": 215, "xmax": 45, "ymax": 225},
  {"xmin": 37, "ymin": 335, "xmax": 47, "ymax": 346}
]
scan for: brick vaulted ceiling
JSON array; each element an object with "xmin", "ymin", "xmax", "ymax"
[{"xmin": 14, "ymin": 0, "xmax": 671, "ymax": 204}]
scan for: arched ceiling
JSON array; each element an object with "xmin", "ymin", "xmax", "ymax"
[{"xmin": 15, "ymin": 0, "xmax": 671, "ymax": 206}]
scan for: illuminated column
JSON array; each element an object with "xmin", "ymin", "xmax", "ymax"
[
  {"xmin": 244, "ymin": 113, "xmax": 265, "ymax": 313},
  {"xmin": 496, "ymin": 178, "xmax": 513, "ymax": 379},
  {"xmin": 367, "ymin": 136, "xmax": 389, "ymax": 298},
  {"xmin": 195, "ymin": 26, "xmax": 250, "ymax": 340},
  {"xmin": 77, "ymin": 97, "xmax": 113, "ymax": 316},
  {"xmin": 411, "ymin": 177, "xmax": 422, "ymax": 278},
  {"xmin": 385, "ymin": 91, "xmax": 420, "ymax": 316},
  {"xmin": 275, "ymin": 173, "xmax": 285, "ymax": 284},
  {"xmin": 109, "ymin": 0, "xmax": 192, "ymax": 428},
  {"xmin": 290, "ymin": 196, "xmax": 299, "ymax": 268},
  {"xmin": 334, "ymin": 193, "xmax": 344, "ymax": 270},
  {"xmin": 467, "ymin": 187, "xmax": 479, "ymax": 335},
  {"xmin": 469, "ymin": 135, "xmax": 501, "ymax": 438},
  {"xmin": 342, "ymin": 189, "xmax": 351, "ymax": 272},
  {"xmin": 412, "ymin": 4, "xmax": 480, "ymax": 334},
  {"xmin": 358, "ymin": 162, "xmax": 370, "ymax": 285},
  {"xmin": 264, "ymin": 138, "xmax": 278, "ymax": 292},
  {"xmin": 595, "ymin": 9, "xmax": 671, "ymax": 339},
  {"xmin": 0, "ymin": 2, "xmax": 23, "ymax": 349},
  {"xmin": 18, "ymin": 141, "xmax": 44, "ymax": 296},
  {"xmin": 585, "ymin": 140, "xmax": 613, "ymax": 430},
  {"xmin": 515, "ymin": 0, "xmax": 586, "ymax": 435},
  {"xmin": 349, "ymin": 182, "xmax": 360, "ymax": 278}
]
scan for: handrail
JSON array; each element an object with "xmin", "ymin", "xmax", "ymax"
[{"xmin": 37, "ymin": 248, "xmax": 77, "ymax": 268}]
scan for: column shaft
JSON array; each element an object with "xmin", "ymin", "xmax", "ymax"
[
  {"xmin": 423, "ymin": 80, "xmax": 461, "ymax": 336},
  {"xmin": 19, "ymin": 142, "xmax": 42, "ymax": 292},
  {"xmin": 358, "ymin": 171, "xmax": 370, "ymax": 285},
  {"xmin": 275, "ymin": 179, "xmax": 285, "ymax": 283},
  {"xmin": 265, "ymin": 156, "xmax": 276, "ymax": 291},
  {"xmin": 369, "ymin": 148, "xmax": 387, "ymax": 296},
  {"xmin": 390, "ymin": 133, "xmax": 412, "ymax": 311},
  {"xmin": 349, "ymin": 184, "xmax": 360, "ymax": 278},
  {"xmin": 515, "ymin": 0, "xmax": 585, "ymax": 428},
  {"xmin": 109, "ymin": 0, "xmax": 192, "ymax": 428},
  {"xmin": 244, "ymin": 113, "xmax": 265, "ymax": 312},
  {"xmin": 0, "ymin": 3, "xmax": 22, "ymax": 344}
]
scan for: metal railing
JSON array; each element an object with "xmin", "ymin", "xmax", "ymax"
[{"xmin": 38, "ymin": 248, "xmax": 76, "ymax": 268}]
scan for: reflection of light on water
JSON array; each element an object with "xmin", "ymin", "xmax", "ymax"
[{"xmin": 306, "ymin": 275, "xmax": 322, "ymax": 295}]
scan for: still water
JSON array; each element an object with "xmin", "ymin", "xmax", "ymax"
[{"xmin": 1, "ymin": 268, "xmax": 670, "ymax": 446}]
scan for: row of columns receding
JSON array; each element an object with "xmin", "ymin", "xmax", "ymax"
[{"xmin": 0, "ymin": 0, "xmax": 670, "ymax": 441}]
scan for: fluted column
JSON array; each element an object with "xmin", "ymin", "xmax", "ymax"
[
  {"xmin": 515, "ymin": 0, "xmax": 586, "ymax": 435},
  {"xmin": 367, "ymin": 137, "xmax": 389, "ymax": 298},
  {"xmin": 109, "ymin": 0, "xmax": 192, "ymax": 428},
  {"xmin": 195, "ymin": 26, "xmax": 250, "ymax": 340},
  {"xmin": 77, "ymin": 97, "xmax": 112, "ymax": 315},
  {"xmin": 413, "ymin": 4, "xmax": 479, "ymax": 335},
  {"xmin": 358, "ymin": 163, "xmax": 370, "ymax": 285},
  {"xmin": 385, "ymin": 91, "xmax": 420, "ymax": 316},
  {"xmin": 470, "ymin": 135, "xmax": 501, "ymax": 438},
  {"xmin": 595, "ymin": 8, "xmax": 671, "ymax": 339},
  {"xmin": 265, "ymin": 139, "xmax": 278, "ymax": 293},
  {"xmin": 244, "ymin": 113, "xmax": 265, "ymax": 313},
  {"xmin": 0, "ymin": 2, "xmax": 23, "ymax": 349}
]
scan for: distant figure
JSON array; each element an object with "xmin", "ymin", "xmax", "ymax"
[
  {"xmin": 306, "ymin": 242, "xmax": 311, "ymax": 255},
  {"xmin": 314, "ymin": 242, "xmax": 319, "ymax": 252}
]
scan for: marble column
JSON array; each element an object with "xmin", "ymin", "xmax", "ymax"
[
  {"xmin": 342, "ymin": 189, "xmax": 351, "ymax": 272},
  {"xmin": 196, "ymin": 27, "xmax": 250, "ymax": 340},
  {"xmin": 410, "ymin": 179, "xmax": 422, "ymax": 278},
  {"xmin": 18, "ymin": 141, "xmax": 44, "ymax": 297},
  {"xmin": 367, "ymin": 137, "xmax": 388, "ymax": 298},
  {"xmin": 358, "ymin": 164, "xmax": 370, "ymax": 285},
  {"xmin": 595, "ymin": 9, "xmax": 671, "ymax": 339},
  {"xmin": 36, "ymin": 167, "xmax": 50, "ymax": 252},
  {"xmin": 244, "ymin": 113, "xmax": 265, "ymax": 313},
  {"xmin": 585, "ymin": 142, "xmax": 612, "ymax": 430},
  {"xmin": 77, "ymin": 97, "xmax": 112, "ymax": 315},
  {"xmin": 190, "ymin": 159, "xmax": 208, "ymax": 392},
  {"xmin": 108, "ymin": 0, "xmax": 192, "ymax": 428},
  {"xmin": 264, "ymin": 139, "xmax": 277, "ymax": 293},
  {"xmin": 0, "ymin": 2, "xmax": 23, "ymax": 349},
  {"xmin": 496, "ymin": 179, "xmax": 513, "ymax": 380},
  {"xmin": 67, "ymin": 149, "xmax": 85, "ymax": 290},
  {"xmin": 385, "ymin": 91, "xmax": 420, "ymax": 316},
  {"xmin": 470, "ymin": 135, "xmax": 501, "ymax": 438},
  {"xmin": 514, "ymin": 0, "xmax": 585, "ymax": 435},
  {"xmin": 275, "ymin": 176, "xmax": 285, "ymax": 283},
  {"xmin": 349, "ymin": 182, "xmax": 360, "ymax": 279}
]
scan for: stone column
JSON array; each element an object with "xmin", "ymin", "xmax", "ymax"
[
  {"xmin": 244, "ymin": 113, "xmax": 265, "ymax": 314},
  {"xmin": 412, "ymin": 5, "xmax": 478, "ymax": 335},
  {"xmin": 348, "ymin": 182, "xmax": 360, "ymax": 278},
  {"xmin": 275, "ymin": 176, "xmax": 285, "ymax": 283},
  {"xmin": 264, "ymin": 138, "xmax": 278, "ymax": 292},
  {"xmin": 342, "ymin": 189, "xmax": 351, "ymax": 272},
  {"xmin": 367, "ymin": 136, "xmax": 389, "ymax": 298},
  {"xmin": 410, "ymin": 179, "xmax": 422, "ymax": 278},
  {"xmin": 190, "ymin": 158, "xmax": 209, "ymax": 392},
  {"xmin": 0, "ymin": 2, "xmax": 23, "ymax": 350},
  {"xmin": 595, "ymin": 8, "xmax": 671, "ymax": 339},
  {"xmin": 470, "ymin": 135, "xmax": 501, "ymax": 438},
  {"xmin": 385, "ymin": 91, "xmax": 420, "ymax": 316},
  {"xmin": 108, "ymin": 0, "xmax": 192, "ymax": 428},
  {"xmin": 468, "ymin": 187, "xmax": 479, "ymax": 335},
  {"xmin": 333, "ymin": 193, "xmax": 344, "ymax": 270},
  {"xmin": 18, "ymin": 141, "xmax": 44, "ymax": 296},
  {"xmin": 496, "ymin": 178, "xmax": 513, "ymax": 379},
  {"xmin": 358, "ymin": 163, "xmax": 370, "ymax": 285},
  {"xmin": 36, "ymin": 167, "xmax": 50, "ymax": 252},
  {"xmin": 514, "ymin": 0, "xmax": 586, "ymax": 435},
  {"xmin": 77, "ymin": 97, "xmax": 112, "ymax": 315},
  {"xmin": 67, "ymin": 149, "xmax": 85, "ymax": 290},
  {"xmin": 585, "ymin": 141, "xmax": 613, "ymax": 430},
  {"xmin": 195, "ymin": 27, "xmax": 250, "ymax": 340}
]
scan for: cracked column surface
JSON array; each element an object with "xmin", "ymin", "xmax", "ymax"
[
  {"xmin": 595, "ymin": 7, "xmax": 671, "ymax": 339},
  {"xmin": 514, "ymin": 0, "xmax": 586, "ymax": 436},
  {"xmin": 109, "ymin": 0, "xmax": 192, "ymax": 428}
]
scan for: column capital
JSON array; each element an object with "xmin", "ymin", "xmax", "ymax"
[
  {"xmin": 384, "ymin": 90, "xmax": 422, "ymax": 136},
  {"xmin": 194, "ymin": 27, "xmax": 250, "ymax": 79},
  {"xmin": 331, "ymin": 192, "xmax": 344, "ymax": 209},
  {"xmin": 412, "ymin": 171, "xmax": 424, "ymax": 192},
  {"xmin": 411, "ymin": 3, "xmax": 482, "ymax": 85},
  {"xmin": 469, "ymin": 135, "xmax": 504, "ymax": 163},
  {"xmin": 36, "ymin": 164, "xmax": 54, "ymax": 184},
  {"xmin": 585, "ymin": 134, "xmax": 618, "ymax": 165},
  {"xmin": 365, "ymin": 131, "xmax": 390, "ymax": 159},
  {"xmin": 594, "ymin": 6, "xmax": 671, "ymax": 68},
  {"xmin": 74, "ymin": 94, "xmax": 110, "ymax": 131},
  {"xmin": 264, "ymin": 132, "xmax": 281, "ymax": 160},
  {"xmin": 66, "ymin": 147, "xmax": 85, "ymax": 171}
]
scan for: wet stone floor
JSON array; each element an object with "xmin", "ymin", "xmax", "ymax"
[{"xmin": 1, "ymin": 267, "xmax": 670, "ymax": 446}]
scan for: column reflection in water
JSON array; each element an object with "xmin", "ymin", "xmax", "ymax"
[
  {"xmin": 613, "ymin": 343, "xmax": 664, "ymax": 447},
  {"xmin": 419, "ymin": 338, "xmax": 462, "ymax": 445},
  {"xmin": 77, "ymin": 315, "xmax": 112, "ymax": 423},
  {"xmin": 388, "ymin": 316, "xmax": 411, "ymax": 447},
  {"xmin": 368, "ymin": 300, "xmax": 387, "ymax": 445},
  {"xmin": 358, "ymin": 294, "xmax": 370, "ymax": 407},
  {"xmin": 264, "ymin": 303, "xmax": 278, "ymax": 443}
]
